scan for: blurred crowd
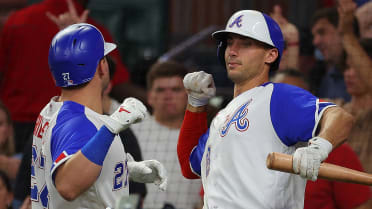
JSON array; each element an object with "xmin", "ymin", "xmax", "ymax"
[{"xmin": 0, "ymin": 0, "xmax": 371, "ymax": 208}]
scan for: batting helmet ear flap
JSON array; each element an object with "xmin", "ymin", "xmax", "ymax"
[{"xmin": 217, "ymin": 41, "xmax": 227, "ymax": 67}]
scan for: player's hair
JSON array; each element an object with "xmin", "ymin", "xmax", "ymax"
[
  {"xmin": 106, "ymin": 56, "xmax": 117, "ymax": 80},
  {"xmin": 146, "ymin": 60, "xmax": 189, "ymax": 89},
  {"xmin": 0, "ymin": 101, "xmax": 15, "ymax": 156}
]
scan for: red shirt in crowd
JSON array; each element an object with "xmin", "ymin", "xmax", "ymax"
[
  {"xmin": 304, "ymin": 143, "xmax": 371, "ymax": 209},
  {"xmin": 0, "ymin": 0, "xmax": 129, "ymax": 122}
]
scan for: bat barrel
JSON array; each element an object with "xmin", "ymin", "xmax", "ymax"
[
  {"xmin": 266, "ymin": 152, "xmax": 372, "ymax": 186},
  {"xmin": 319, "ymin": 163, "xmax": 372, "ymax": 186}
]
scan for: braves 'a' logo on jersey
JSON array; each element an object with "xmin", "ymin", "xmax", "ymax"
[{"xmin": 220, "ymin": 99, "xmax": 252, "ymax": 137}]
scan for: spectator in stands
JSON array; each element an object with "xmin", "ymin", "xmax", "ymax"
[
  {"xmin": 131, "ymin": 61, "xmax": 201, "ymax": 209},
  {"xmin": 338, "ymin": 0, "xmax": 372, "ymax": 174},
  {"xmin": 0, "ymin": 102, "xmax": 20, "ymax": 180},
  {"xmin": 0, "ymin": 0, "xmax": 145, "ymax": 154},
  {"xmin": 309, "ymin": 7, "xmax": 354, "ymax": 102},
  {"xmin": 0, "ymin": 170, "xmax": 13, "ymax": 209}
]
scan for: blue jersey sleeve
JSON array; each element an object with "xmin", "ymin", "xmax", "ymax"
[
  {"xmin": 270, "ymin": 83, "xmax": 335, "ymax": 146},
  {"xmin": 50, "ymin": 102, "xmax": 97, "ymax": 173},
  {"xmin": 189, "ymin": 129, "xmax": 209, "ymax": 176}
]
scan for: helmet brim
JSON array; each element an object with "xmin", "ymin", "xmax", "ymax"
[
  {"xmin": 104, "ymin": 42, "xmax": 117, "ymax": 56},
  {"xmin": 211, "ymin": 30, "xmax": 229, "ymax": 41}
]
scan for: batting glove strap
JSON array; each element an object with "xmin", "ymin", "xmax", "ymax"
[
  {"xmin": 127, "ymin": 153, "xmax": 168, "ymax": 191},
  {"xmin": 105, "ymin": 97, "xmax": 147, "ymax": 134},
  {"xmin": 308, "ymin": 136, "xmax": 333, "ymax": 160},
  {"xmin": 187, "ymin": 94, "xmax": 210, "ymax": 107},
  {"xmin": 293, "ymin": 137, "xmax": 333, "ymax": 181}
]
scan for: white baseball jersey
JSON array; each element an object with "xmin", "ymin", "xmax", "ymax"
[
  {"xmin": 189, "ymin": 83, "xmax": 335, "ymax": 209},
  {"xmin": 31, "ymin": 97, "xmax": 129, "ymax": 209},
  {"xmin": 131, "ymin": 115, "xmax": 201, "ymax": 209}
]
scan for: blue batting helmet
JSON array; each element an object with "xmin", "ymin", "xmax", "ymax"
[
  {"xmin": 48, "ymin": 23, "xmax": 116, "ymax": 87},
  {"xmin": 212, "ymin": 10, "xmax": 284, "ymax": 71}
]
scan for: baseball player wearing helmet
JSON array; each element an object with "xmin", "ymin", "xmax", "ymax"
[
  {"xmin": 177, "ymin": 10, "xmax": 354, "ymax": 208},
  {"xmin": 31, "ymin": 23, "xmax": 167, "ymax": 209}
]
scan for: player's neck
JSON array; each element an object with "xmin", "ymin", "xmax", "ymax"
[
  {"xmin": 233, "ymin": 72, "xmax": 269, "ymax": 97},
  {"xmin": 60, "ymin": 86, "xmax": 104, "ymax": 114}
]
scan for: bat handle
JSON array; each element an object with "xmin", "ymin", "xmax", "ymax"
[{"xmin": 266, "ymin": 152, "xmax": 294, "ymax": 174}]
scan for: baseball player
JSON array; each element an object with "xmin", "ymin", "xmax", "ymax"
[
  {"xmin": 177, "ymin": 10, "xmax": 354, "ymax": 208},
  {"xmin": 31, "ymin": 23, "xmax": 167, "ymax": 209}
]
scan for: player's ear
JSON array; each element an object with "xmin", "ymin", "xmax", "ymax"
[
  {"xmin": 264, "ymin": 48, "xmax": 279, "ymax": 65},
  {"xmin": 97, "ymin": 57, "xmax": 108, "ymax": 77}
]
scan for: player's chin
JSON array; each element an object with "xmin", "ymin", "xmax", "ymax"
[{"xmin": 227, "ymin": 70, "xmax": 241, "ymax": 81}]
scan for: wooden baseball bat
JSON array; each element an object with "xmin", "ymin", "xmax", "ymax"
[{"xmin": 266, "ymin": 152, "xmax": 372, "ymax": 186}]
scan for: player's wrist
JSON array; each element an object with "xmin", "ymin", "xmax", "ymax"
[
  {"xmin": 308, "ymin": 137, "xmax": 333, "ymax": 161},
  {"xmin": 102, "ymin": 113, "xmax": 133, "ymax": 134},
  {"xmin": 81, "ymin": 126, "xmax": 115, "ymax": 166},
  {"xmin": 104, "ymin": 117, "xmax": 124, "ymax": 134},
  {"xmin": 187, "ymin": 94, "xmax": 209, "ymax": 107},
  {"xmin": 187, "ymin": 103, "xmax": 208, "ymax": 113}
]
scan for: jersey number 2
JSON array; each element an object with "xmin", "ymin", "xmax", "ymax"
[
  {"xmin": 113, "ymin": 160, "xmax": 129, "ymax": 190},
  {"xmin": 31, "ymin": 146, "xmax": 49, "ymax": 208}
]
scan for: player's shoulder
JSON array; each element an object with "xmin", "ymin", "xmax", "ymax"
[
  {"xmin": 270, "ymin": 82, "xmax": 314, "ymax": 99},
  {"xmin": 54, "ymin": 101, "xmax": 97, "ymax": 134},
  {"xmin": 271, "ymin": 82, "xmax": 310, "ymax": 92}
]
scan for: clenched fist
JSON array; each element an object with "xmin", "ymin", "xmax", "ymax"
[
  {"xmin": 105, "ymin": 97, "xmax": 147, "ymax": 134},
  {"xmin": 183, "ymin": 71, "xmax": 216, "ymax": 107}
]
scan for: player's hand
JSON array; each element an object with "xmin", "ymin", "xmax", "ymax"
[
  {"xmin": 46, "ymin": 0, "xmax": 89, "ymax": 30},
  {"xmin": 106, "ymin": 97, "xmax": 147, "ymax": 134},
  {"xmin": 292, "ymin": 137, "xmax": 333, "ymax": 181},
  {"xmin": 127, "ymin": 153, "xmax": 167, "ymax": 191},
  {"xmin": 183, "ymin": 71, "xmax": 216, "ymax": 107}
]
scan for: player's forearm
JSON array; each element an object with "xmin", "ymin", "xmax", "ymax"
[
  {"xmin": 55, "ymin": 151, "xmax": 101, "ymax": 201},
  {"xmin": 55, "ymin": 126, "xmax": 116, "ymax": 201},
  {"xmin": 317, "ymin": 107, "xmax": 354, "ymax": 148},
  {"xmin": 177, "ymin": 109, "xmax": 208, "ymax": 179},
  {"xmin": 342, "ymin": 34, "xmax": 372, "ymax": 91}
]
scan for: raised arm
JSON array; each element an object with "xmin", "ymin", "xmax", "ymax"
[
  {"xmin": 338, "ymin": 0, "xmax": 372, "ymax": 91},
  {"xmin": 177, "ymin": 71, "xmax": 215, "ymax": 178}
]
